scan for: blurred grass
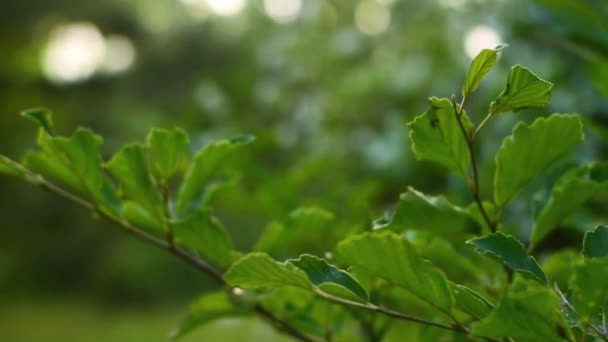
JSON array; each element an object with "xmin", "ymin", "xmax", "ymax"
[{"xmin": 0, "ymin": 299, "xmax": 291, "ymax": 342}]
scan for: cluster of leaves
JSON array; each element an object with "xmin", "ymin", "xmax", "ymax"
[{"xmin": 1, "ymin": 46, "xmax": 607, "ymax": 342}]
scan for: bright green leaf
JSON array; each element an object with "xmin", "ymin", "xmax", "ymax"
[
  {"xmin": 24, "ymin": 127, "xmax": 121, "ymax": 215},
  {"xmin": 489, "ymin": 65, "xmax": 553, "ymax": 115},
  {"xmin": 449, "ymin": 283, "xmax": 493, "ymax": 320},
  {"xmin": 467, "ymin": 232, "xmax": 547, "ymax": 284},
  {"xmin": 107, "ymin": 144, "xmax": 164, "ymax": 220},
  {"xmin": 170, "ymin": 291, "xmax": 248, "ymax": 340},
  {"xmin": 224, "ymin": 253, "xmax": 311, "ymax": 290},
  {"xmin": 171, "ymin": 210, "xmax": 235, "ymax": 268},
  {"xmin": 494, "ymin": 114, "xmax": 584, "ymax": 206},
  {"xmin": 462, "ymin": 45, "xmax": 505, "ymax": 97},
  {"xmin": 20, "ymin": 108, "xmax": 55, "ymax": 135},
  {"xmin": 176, "ymin": 135, "xmax": 254, "ymax": 215},
  {"xmin": 569, "ymin": 257, "xmax": 608, "ymax": 323},
  {"xmin": 289, "ymin": 254, "xmax": 369, "ymax": 302},
  {"xmin": 122, "ymin": 201, "xmax": 164, "ymax": 233},
  {"xmin": 532, "ymin": 163, "xmax": 608, "ymax": 246},
  {"xmin": 335, "ymin": 231, "xmax": 453, "ymax": 313},
  {"xmin": 381, "ymin": 187, "xmax": 481, "ymax": 235},
  {"xmin": 408, "ymin": 97, "xmax": 473, "ymax": 177},
  {"xmin": 582, "ymin": 225, "xmax": 608, "ymax": 258},
  {"xmin": 147, "ymin": 127, "xmax": 190, "ymax": 180},
  {"xmin": 470, "ymin": 278, "xmax": 573, "ymax": 342}
]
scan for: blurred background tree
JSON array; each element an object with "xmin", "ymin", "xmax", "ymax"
[{"xmin": 0, "ymin": 0, "xmax": 607, "ymax": 340}]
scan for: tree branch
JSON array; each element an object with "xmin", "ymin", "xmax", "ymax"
[{"xmin": 1, "ymin": 154, "xmax": 317, "ymax": 342}]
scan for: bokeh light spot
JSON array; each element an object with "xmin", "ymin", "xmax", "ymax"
[
  {"xmin": 355, "ymin": 1, "xmax": 391, "ymax": 36},
  {"xmin": 42, "ymin": 22, "xmax": 106, "ymax": 84},
  {"xmin": 263, "ymin": 0, "xmax": 302, "ymax": 24},
  {"xmin": 100, "ymin": 35, "xmax": 136, "ymax": 75},
  {"xmin": 464, "ymin": 25, "xmax": 501, "ymax": 59},
  {"xmin": 205, "ymin": 0, "xmax": 245, "ymax": 16}
]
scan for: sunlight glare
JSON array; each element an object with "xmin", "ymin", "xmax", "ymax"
[
  {"xmin": 464, "ymin": 25, "xmax": 501, "ymax": 59},
  {"xmin": 263, "ymin": 0, "xmax": 302, "ymax": 24},
  {"xmin": 355, "ymin": 1, "xmax": 391, "ymax": 36},
  {"xmin": 42, "ymin": 22, "xmax": 106, "ymax": 84}
]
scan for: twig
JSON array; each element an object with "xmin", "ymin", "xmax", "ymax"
[
  {"xmin": 450, "ymin": 96, "xmax": 496, "ymax": 233},
  {"xmin": 1, "ymin": 154, "xmax": 317, "ymax": 342},
  {"xmin": 312, "ymin": 288, "xmax": 467, "ymax": 334}
]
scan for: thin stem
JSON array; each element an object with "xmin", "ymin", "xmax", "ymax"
[
  {"xmin": 2, "ymin": 155, "xmax": 316, "ymax": 342},
  {"xmin": 450, "ymin": 96, "xmax": 496, "ymax": 233},
  {"xmin": 313, "ymin": 288, "xmax": 467, "ymax": 335},
  {"xmin": 473, "ymin": 113, "xmax": 493, "ymax": 141}
]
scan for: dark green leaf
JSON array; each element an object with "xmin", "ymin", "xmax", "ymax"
[
  {"xmin": 336, "ymin": 231, "xmax": 453, "ymax": 312},
  {"xmin": 582, "ymin": 225, "xmax": 608, "ymax": 258},
  {"xmin": 408, "ymin": 97, "xmax": 473, "ymax": 177},
  {"xmin": 147, "ymin": 127, "xmax": 190, "ymax": 180},
  {"xmin": 494, "ymin": 114, "xmax": 584, "ymax": 206},
  {"xmin": 176, "ymin": 135, "xmax": 254, "ymax": 215},
  {"xmin": 381, "ymin": 187, "xmax": 481, "ymax": 235},
  {"xmin": 449, "ymin": 283, "xmax": 493, "ymax": 320},
  {"xmin": 224, "ymin": 253, "xmax": 311, "ymax": 290},
  {"xmin": 106, "ymin": 144, "xmax": 164, "ymax": 220},
  {"xmin": 171, "ymin": 210, "xmax": 235, "ymax": 268},
  {"xmin": 470, "ymin": 278, "xmax": 573, "ymax": 341},
  {"xmin": 532, "ymin": 163, "xmax": 608, "ymax": 246},
  {"xmin": 489, "ymin": 65, "xmax": 553, "ymax": 115},
  {"xmin": 462, "ymin": 45, "xmax": 505, "ymax": 97},
  {"xmin": 289, "ymin": 254, "xmax": 369, "ymax": 302},
  {"xmin": 467, "ymin": 232, "xmax": 547, "ymax": 284},
  {"xmin": 20, "ymin": 108, "xmax": 55, "ymax": 135},
  {"xmin": 170, "ymin": 291, "xmax": 248, "ymax": 340}
]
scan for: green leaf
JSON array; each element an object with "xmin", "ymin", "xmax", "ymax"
[
  {"xmin": 147, "ymin": 128, "xmax": 190, "ymax": 180},
  {"xmin": 582, "ymin": 225, "xmax": 608, "ymax": 258},
  {"xmin": 381, "ymin": 187, "xmax": 481, "ymax": 235},
  {"xmin": 470, "ymin": 278, "xmax": 573, "ymax": 342},
  {"xmin": 467, "ymin": 232, "xmax": 547, "ymax": 284},
  {"xmin": 494, "ymin": 114, "xmax": 584, "ymax": 206},
  {"xmin": 254, "ymin": 207, "xmax": 336, "ymax": 257},
  {"xmin": 25, "ymin": 127, "xmax": 121, "ymax": 215},
  {"xmin": 449, "ymin": 283, "xmax": 493, "ymax": 320},
  {"xmin": 43, "ymin": 128, "xmax": 105, "ymax": 195},
  {"xmin": 176, "ymin": 136, "xmax": 254, "ymax": 215},
  {"xmin": 171, "ymin": 210, "xmax": 235, "ymax": 268},
  {"xmin": 462, "ymin": 45, "xmax": 505, "ymax": 97},
  {"xmin": 20, "ymin": 108, "xmax": 55, "ymax": 135},
  {"xmin": 170, "ymin": 291, "xmax": 248, "ymax": 340},
  {"xmin": 407, "ymin": 232, "xmax": 478, "ymax": 282},
  {"xmin": 224, "ymin": 253, "xmax": 311, "ymax": 290},
  {"xmin": 106, "ymin": 144, "xmax": 164, "ymax": 220},
  {"xmin": 289, "ymin": 254, "xmax": 369, "ymax": 302},
  {"xmin": 532, "ymin": 163, "xmax": 608, "ymax": 246},
  {"xmin": 568, "ymin": 257, "xmax": 608, "ymax": 323},
  {"xmin": 407, "ymin": 97, "xmax": 473, "ymax": 177},
  {"xmin": 335, "ymin": 231, "xmax": 453, "ymax": 312},
  {"xmin": 489, "ymin": 65, "xmax": 554, "ymax": 115},
  {"xmin": 122, "ymin": 201, "xmax": 164, "ymax": 233},
  {"xmin": 0, "ymin": 155, "xmax": 20, "ymax": 176}
]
